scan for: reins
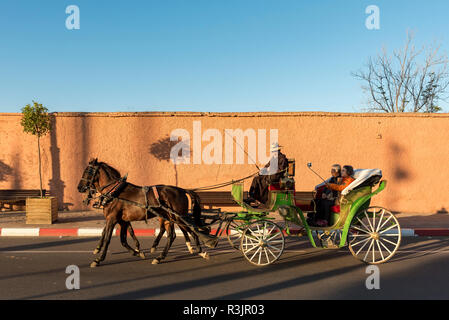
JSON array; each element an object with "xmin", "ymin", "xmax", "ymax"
[{"xmin": 188, "ymin": 167, "xmax": 289, "ymax": 191}]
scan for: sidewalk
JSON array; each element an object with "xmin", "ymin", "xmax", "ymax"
[{"xmin": 1, "ymin": 210, "xmax": 449, "ymax": 237}]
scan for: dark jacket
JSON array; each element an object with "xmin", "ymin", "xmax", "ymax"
[{"xmin": 263, "ymin": 151, "xmax": 288, "ymax": 183}]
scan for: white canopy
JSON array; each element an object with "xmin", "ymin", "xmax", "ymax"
[
  {"xmin": 315, "ymin": 168, "xmax": 382, "ymax": 195},
  {"xmin": 341, "ymin": 168, "xmax": 382, "ymax": 195}
]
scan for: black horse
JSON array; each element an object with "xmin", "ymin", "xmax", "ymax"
[{"xmin": 77, "ymin": 158, "xmax": 211, "ymax": 267}]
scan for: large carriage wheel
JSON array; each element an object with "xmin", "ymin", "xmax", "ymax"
[
  {"xmin": 348, "ymin": 206, "xmax": 401, "ymax": 264},
  {"xmin": 226, "ymin": 220, "xmax": 246, "ymax": 250},
  {"xmin": 240, "ymin": 220, "xmax": 285, "ymax": 266}
]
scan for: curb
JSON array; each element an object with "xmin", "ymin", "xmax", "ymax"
[{"xmin": 0, "ymin": 227, "xmax": 448, "ymax": 237}]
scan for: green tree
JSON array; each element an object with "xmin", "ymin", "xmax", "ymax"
[{"xmin": 20, "ymin": 101, "xmax": 51, "ymax": 198}]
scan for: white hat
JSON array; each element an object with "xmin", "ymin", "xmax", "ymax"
[{"xmin": 270, "ymin": 142, "xmax": 282, "ymax": 152}]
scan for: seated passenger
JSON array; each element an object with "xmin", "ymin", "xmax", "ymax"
[
  {"xmin": 326, "ymin": 165, "xmax": 355, "ymax": 194},
  {"xmin": 312, "ymin": 164, "xmax": 341, "ymax": 227},
  {"xmin": 247, "ymin": 142, "xmax": 288, "ymax": 205},
  {"xmin": 317, "ymin": 165, "xmax": 355, "ymax": 226}
]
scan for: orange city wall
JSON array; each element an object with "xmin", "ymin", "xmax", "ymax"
[{"xmin": 0, "ymin": 112, "xmax": 448, "ymax": 213}]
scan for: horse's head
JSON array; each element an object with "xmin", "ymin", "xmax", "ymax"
[{"xmin": 77, "ymin": 158, "xmax": 100, "ymax": 193}]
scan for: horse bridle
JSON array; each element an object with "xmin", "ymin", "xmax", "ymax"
[
  {"xmin": 81, "ymin": 162, "xmax": 128, "ymax": 207},
  {"xmin": 81, "ymin": 163, "xmax": 101, "ymax": 205}
]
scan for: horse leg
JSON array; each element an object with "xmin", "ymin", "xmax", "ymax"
[
  {"xmin": 150, "ymin": 218, "xmax": 166, "ymax": 254},
  {"xmin": 91, "ymin": 218, "xmax": 116, "ymax": 268},
  {"xmin": 190, "ymin": 228, "xmax": 209, "ymax": 260},
  {"xmin": 119, "ymin": 221, "xmax": 145, "ymax": 259},
  {"xmin": 179, "ymin": 225, "xmax": 194, "ymax": 254},
  {"xmin": 152, "ymin": 221, "xmax": 176, "ymax": 264},
  {"xmin": 93, "ymin": 226, "xmax": 106, "ymax": 255},
  {"xmin": 127, "ymin": 223, "xmax": 145, "ymax": 259}
]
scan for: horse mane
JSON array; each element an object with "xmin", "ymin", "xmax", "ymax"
[{"xmin": 98, "ymin": 162, "xmax": 121, "ymax": 180}]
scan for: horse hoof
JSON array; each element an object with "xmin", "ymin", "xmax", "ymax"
[
  {"xmin": 150, "ymin": 248, "xmax": 156, "ymax": 254},
  {"xmin": 186, "ymin": 242, "xmax": 194, "ymax": 254},
  {"xmin": 93, "ymin": 249, "xmax": 99, "ymax": 255},
  {"xmin": 90, "ymin": 261, "xmax": 99, "ymax": 268},
  {"xmin": 199, "ymin": 252, "xmax": 210, "ymax": 260},
  {"xmin": 139, "ymin": 252, "xmax": 146, "ymax": 259},
  {"xmin": 151, "ymin": 258, "xmax": 160, "ymax": 265}
]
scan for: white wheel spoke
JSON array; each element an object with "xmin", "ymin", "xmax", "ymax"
[
  {"xmin": 378, "ymin": 239, "xmax": 392, "ymax": 255},
  {"xmin": 372, "ymin": 208, "xmax": 377, "ymax": 234},
  {"xmin": 351, "ymin": 225, "xmax": 371, "ymax": 234},
  {"xmin": 379, "ymin": 237, "xmax": 397, "ymax": 247},
  {"xmin": 376, "ymin": 240, "xmax": 385, "ymax": 261},
  {"xmin": 377, "ymin": 214, "xmax": 393, "ymax": 232},
  {"xmin": 267, "ymin": 240, "xmax": 284, "ymax": 244},
  {"xmin": 267, "ymin": 247, "xmax": 278, "ymax": 259},
  {"xmin": 365, "ymin": 212, "xmax": 375, "ymax": 232},
  {"xmin": 265, "ymin": 225, "xmax": 276, "ymax": 239},
  {"xmin": 243, "ymin": 243, "xmax": 258, "ymax": 254},
  {"xmin": 376, "ymin": 209, "xmax": 385, "ymax": 232},
  {"xmin": 266, "ymin": 232, "xmax": 282, "ymax": 242},
  {"xmin": 351, "ymin": 233, "xmax": 371, "ymax": 238},
  {"xmin": 263, "ymin": 222, "xmax": 268, "ymax": 239},
  {"xmin": 264, "ymin": 248, "xmax": 270, "ymax": 263},
  {"xmin": 250, "ymin": 247, "xmax": 262, "ymax": 262},
  {"xmin": 351, "ymin": 236, "xmax": 372, "ymax": 247},
  {"xmin": 379, "ymin": 223, "xmax": 399, "ymax": 234},
  {"xmin": 363, "ymin": 239, "xmax": 375, "ymax": 262},
  {"xmin": 267, "ymin": 244, "xmax": 282, "ymax": 252},
  {"xmin": 356, "ymin": 216, "xmax": 372, "ymax": 233},
  {"xmin": 243, "ymin": 235, "xmax": 258, "ymax": 245},
  {"xmin": 355, "ymin": 237, "xmax": 372, "ymax": 255}
]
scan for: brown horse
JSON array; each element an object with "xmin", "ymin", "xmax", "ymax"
[{"xmin": 77, "ymin": 158, "xmax": 210, "ymax": 267}]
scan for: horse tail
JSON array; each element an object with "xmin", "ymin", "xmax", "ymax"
[{"xmin": 186, "ymin": 190, "xmax": 203, "ymax": 227}]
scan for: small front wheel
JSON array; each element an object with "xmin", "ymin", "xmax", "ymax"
[
  {"xmin": 240, "ymin": 220, "xmax": 285, "ymax": 266},
  {"xmin": 348, "ymin": 207, "xmax": 401, "ymax": 264},
  {"xmin": 226, "ymin": 219, "xmax": 246, "ymax": 250}
]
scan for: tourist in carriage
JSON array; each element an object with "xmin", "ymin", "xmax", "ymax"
[
  {"xmin": 246, "ymin": 142, "xmax": 289, "ymax": 206},
  {"xmin": 309, "ymin": 164, "xmax": 341, "ymax": 226},
  {"xmin": 311, "ymin": 165, "xmax": 355, "ymax": 227}
]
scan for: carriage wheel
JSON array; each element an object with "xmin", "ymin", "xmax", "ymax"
[
  {"xmin": 240, "ymin": 220, "xmax": 285, "ymax": 266},
  {"xmin": 348, "ymin": 207, "xmax": 401, "ymax": 264},
  {"xmin": 226, "ymin": 220, "xmax": 246, "ymax": 250}
]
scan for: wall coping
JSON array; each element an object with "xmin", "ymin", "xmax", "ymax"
[{"xmin": 1, "ymin": 111, "xmax": 449, "ymax": 118}]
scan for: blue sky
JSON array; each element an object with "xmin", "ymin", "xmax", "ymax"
[{"xmin": 0, "ymin": 0, "xmax": 448, "ymax": 113}]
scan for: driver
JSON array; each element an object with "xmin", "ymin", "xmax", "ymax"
[{"xmin": 247, "ymin": 142, "xmax": 289, "ymax": 205}]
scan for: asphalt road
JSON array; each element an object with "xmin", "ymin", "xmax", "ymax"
[{"xmin": 1, "ymin": 235, "xmax": 449, "ymax": 300}]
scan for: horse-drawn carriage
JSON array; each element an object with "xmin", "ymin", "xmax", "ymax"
[
  {"xmin": 202, "ymin": 159, "xmax": 401, "ymax": 266},
  {"xmin": 78, "ymin": 159, "xmax": 401, "ymax": 267}
]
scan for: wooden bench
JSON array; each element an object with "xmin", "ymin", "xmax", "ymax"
[
  {"xmin": 197, "ymin": 191, "xmax": 249, "ymax": 209},
  {"xmin": 197, "ymin": 190, "xmax": 315, "ymax": 210},
  {"xmin": 0, "ymin": 189, "xmax": 50, "ymax": 210}
]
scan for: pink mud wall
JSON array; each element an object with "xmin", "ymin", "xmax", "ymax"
[{"xmin": 0, "ymin": 112, "xmax": 448, "ymax": 213}]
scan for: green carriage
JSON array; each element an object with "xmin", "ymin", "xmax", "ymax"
[{"xmin": 223, "ymin": 160, "xmax": 401, "ymax": 266}]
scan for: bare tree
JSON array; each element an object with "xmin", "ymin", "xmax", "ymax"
[{"xmin": 353, "ymin": 32, "xmax": 449, "ymax": 112}]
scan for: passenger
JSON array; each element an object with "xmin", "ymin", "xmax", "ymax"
[
  {"xmin": 326, "ymin": 165, "xmax": 355, "ymax": 193},
  {"xmin": 247, "ymin": 142, "xmax": 289, "ymax": 205},
  {"xmin": 312, "ymin": 164, "xmax": 341, "ymax": 227},
  {"xmin": 314, "ymin": 165, "xmax": 355, "ymax": 226}
]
